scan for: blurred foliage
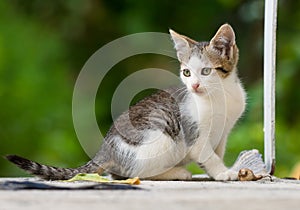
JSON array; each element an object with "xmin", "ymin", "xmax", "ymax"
[{"xmin": 0, "ymin": 0, "xmax": 299, "ymax": 178}]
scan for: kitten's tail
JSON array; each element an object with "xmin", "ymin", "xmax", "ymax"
[{"xmin": 5, "ymin": 154, "xmax": 104, "ymax": 180}]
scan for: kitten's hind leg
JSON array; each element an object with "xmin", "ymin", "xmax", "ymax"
[{"xmin": 146, "ymin": 167, "xmax": 192, "ymax": 181}]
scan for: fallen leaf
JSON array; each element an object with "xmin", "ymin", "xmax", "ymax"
[
  {"xmin": 66, "ymin": 173, "xmax": 140, "ymax": 185},
  {"xmin": 238, "ymin": 168, "xmax": 263, "ymax": 181}
]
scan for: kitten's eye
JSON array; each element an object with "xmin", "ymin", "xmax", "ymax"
[
  {"xmin": 182, "ymin": 69, "xmax": 191, "ymax": 77},
  {"xmin": 201, "ymin": 68, "xmax": 212, "ymax": 76}
]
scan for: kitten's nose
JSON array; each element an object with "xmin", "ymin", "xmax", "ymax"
[{"xmin": 192, "ymin": 83, "xmax": 200, "ymax": 91}]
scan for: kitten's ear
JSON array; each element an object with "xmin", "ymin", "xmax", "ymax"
[
  {"xmin": 169, "ymin": 29, "xmax": 196, "ymax": 63},
  {"xmin": 208, "ymin": 24, "xmax": 236, "ymax": 60}
]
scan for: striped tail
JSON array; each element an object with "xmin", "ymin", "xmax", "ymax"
[{"xmin": 5, "ymin": 155, "xmax": 104, "ymax": 180}]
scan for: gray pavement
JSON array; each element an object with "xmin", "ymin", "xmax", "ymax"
[{"xmin": 0, "ymin": 177, "xmax": 300, "ymax": 210}]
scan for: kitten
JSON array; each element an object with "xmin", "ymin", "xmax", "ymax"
[{"xmin": 6, "ymin": 24, "xmax": 246, "ymax": 181}]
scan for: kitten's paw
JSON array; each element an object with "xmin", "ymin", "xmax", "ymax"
[
  {"xmin": 215, "ymin": 170, "xmax": 238, "ymax": 181},
  {"xmin": 176, "ymin": 169, "xmax": 193, "ymax": 180},
  {"xmin": 148, "ymin": 167, "xmax": 192, "ymax": 180}
]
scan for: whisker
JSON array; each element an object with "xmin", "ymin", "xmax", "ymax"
[
  {"xmin": 167, "ymin": 86, "xmax": 188, "ymax": 102},
  {"xmin": 174, "ymin": 87, "xmax": 189, "ymax": 102}
]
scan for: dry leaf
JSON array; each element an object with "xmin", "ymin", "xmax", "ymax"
[
  {"xmin": 238, "ymin": 168, "xmax": 264, "ymax": 181},
  {"xmin": 66, "ymin": 173, "xmax": 140, "ymax": 185}
]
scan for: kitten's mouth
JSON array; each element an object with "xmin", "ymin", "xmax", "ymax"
[{"xmin": 191, "ymin": 88, "xmax": 205, "ymax": 94}]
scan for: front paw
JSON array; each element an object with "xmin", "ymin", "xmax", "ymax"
[{"xmin": 215, "ymin": 170, "xmax": 238, "ymax": 181}]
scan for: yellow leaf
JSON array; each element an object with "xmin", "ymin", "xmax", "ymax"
[{"xmin": 66, "ymin": 173, "xmax": 140, "ymax": 185}]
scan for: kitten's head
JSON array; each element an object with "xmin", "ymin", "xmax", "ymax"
[{"xmin": 170, "ymin": 24, "xmax": 239, "ymax": 94}]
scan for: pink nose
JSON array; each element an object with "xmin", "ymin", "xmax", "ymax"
[{"xmin": 192, "ymin": 83, "xmax": 200, "ymax": 91}]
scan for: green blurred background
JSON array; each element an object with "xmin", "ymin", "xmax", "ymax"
[{"xmin": 1, "ymin": 0, "xmax": 300, "ymax": 178}]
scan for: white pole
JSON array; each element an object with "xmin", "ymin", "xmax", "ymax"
[{"xmin": 264, "ymin": 0, "xmax": 277, "ymax": 174}]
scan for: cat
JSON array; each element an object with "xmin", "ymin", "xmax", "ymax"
[{"xmin": 6, "ymin": 23, "xmax": 246, "ymax": 181}]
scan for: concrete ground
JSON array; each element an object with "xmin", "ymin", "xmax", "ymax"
[{"xmin": 0, "ymin": 177, "xmax": 300, "ymax": 210}]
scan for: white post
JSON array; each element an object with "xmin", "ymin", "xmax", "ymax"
[{"xmin": 264, "ymin": 0, "xmax": 277, "ymax": 174}]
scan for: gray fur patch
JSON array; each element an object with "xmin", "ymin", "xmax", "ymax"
[{"xmin": 109, "ymin": 88, "xmax": 186, "ymax": 146}]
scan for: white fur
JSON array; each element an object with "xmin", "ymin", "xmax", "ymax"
[
  {"xmin": 134, "ymin": 130, "xmax": 187, "ymax": 178},
  {"xmin": 179, "ymin": 55, "xmax": 246, "ymax": 180}
]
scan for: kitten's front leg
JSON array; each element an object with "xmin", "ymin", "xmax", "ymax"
[{"xmin": 198, "ymin": 150, "xmax": 238, "ymax": 181}]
